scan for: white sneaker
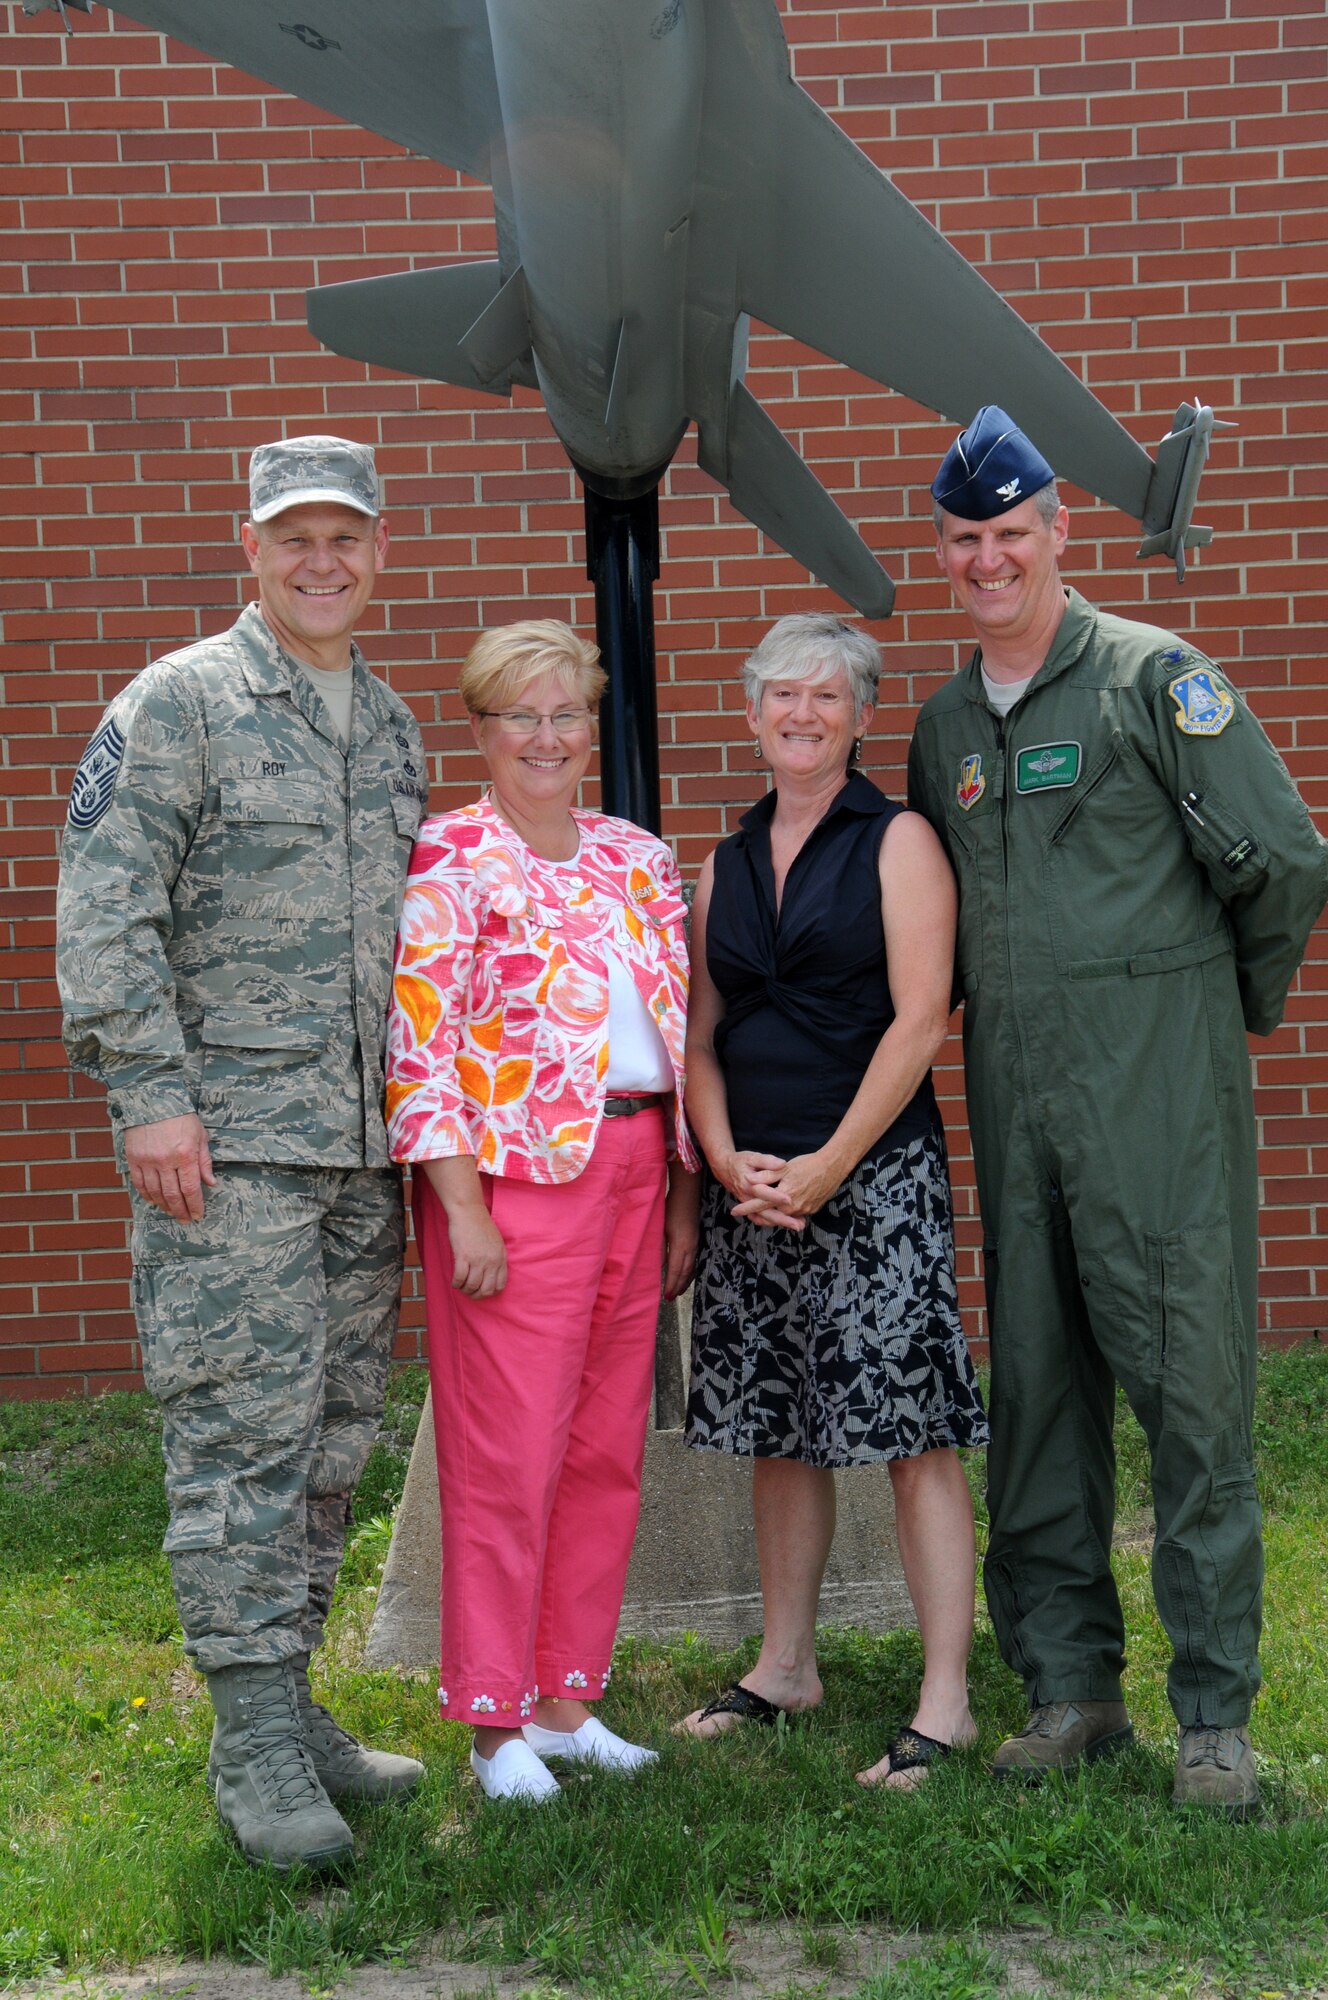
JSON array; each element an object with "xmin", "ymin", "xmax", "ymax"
[
  {"xmin": 469, "ymin": 1738, "xmax": 561, "ymax": 1803},
  {"xmin": 523, "ymin": 1715, "xmax": 659, "ymax": 1774}
]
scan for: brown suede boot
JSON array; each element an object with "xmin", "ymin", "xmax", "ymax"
[
  {"xmin": 1172, "ymin": 1723, "xmax": 1259, "ymax": 1818},
  {"xmin": 991, "ymin": 1699, "xmax": 1133, "ymax": 1777}
]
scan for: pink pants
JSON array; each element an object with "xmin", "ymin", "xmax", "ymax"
[{"xmin": 413, "ymin": 1107, "xmax": 667, "ymax": 1727}]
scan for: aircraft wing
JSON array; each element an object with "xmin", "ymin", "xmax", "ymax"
[
  {"xmin": 703, "ymin": 0, "xmax": 1156, "ymax": 525},
  {"xmin": 90, "ymin": 0, "xmax": 501, "ymax": 182}
]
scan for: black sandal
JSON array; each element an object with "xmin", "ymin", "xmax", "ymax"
[
  {"xmin": 872, "ymin": 1726, "xmax": 953, "ymax": 1777},
  {"xmin": 692, "ymin": 1682, "xmax": 787, "ymax": 1728}
]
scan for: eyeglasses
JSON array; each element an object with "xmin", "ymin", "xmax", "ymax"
[{"xmin": 478, "ymin": 707, "xmax": 593, "ymax": 735}]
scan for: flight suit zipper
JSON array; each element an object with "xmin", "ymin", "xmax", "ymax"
[{"xmin": 993, "ymin": 714, "xmax": 1022, "ymax": 1076}]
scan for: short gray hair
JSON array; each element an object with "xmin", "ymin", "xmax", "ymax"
[
  {"xmin": 932, "ymin": 479, "xmax": 1061, "ymax": 533},
  {"xmin": 741, "ymin": 613, "xmax": 880, "ymax": 723}
]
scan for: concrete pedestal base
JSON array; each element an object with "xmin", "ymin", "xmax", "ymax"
[{"xmin": 364, "ymin": 1391, "xmax": 912, "ymax": 1669}]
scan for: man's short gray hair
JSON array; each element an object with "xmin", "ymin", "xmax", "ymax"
[
  {"xmin": 741, "ymin": 613, "xmax": 880, "ymax": 722},
  {"xmin": 932, "ymin": 479, "xmax": 1061, "ymax": 533}
]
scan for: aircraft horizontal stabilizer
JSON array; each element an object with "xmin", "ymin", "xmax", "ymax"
[
  {"xmin": 1136, "ymin": 402, "xmax": 1231, "ymax": 581},
  {"xmin": 308, "ymin": 262, "xmax": 530, "ymax": 396},
  {"xmin": 699, "ymin": 385, "xmax": 894, "ymax": 619}
]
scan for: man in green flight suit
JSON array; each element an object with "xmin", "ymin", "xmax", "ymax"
[
  {"xmin": 907, "ymin": 406, "xmax": 1328, "ymax": 1814},
  {"xmin": 56, "ymin": 437, "xmax": 429, "ymax": 1867}
]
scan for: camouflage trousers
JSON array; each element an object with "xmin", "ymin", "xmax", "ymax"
[{"xmin": 129, "ymin": 1161, "xmax": 404, "ymax": 1674}]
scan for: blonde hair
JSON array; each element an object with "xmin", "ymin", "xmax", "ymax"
[{"xmin": 458, "ymin": 619, "xmax": 607, "ymax": 718}]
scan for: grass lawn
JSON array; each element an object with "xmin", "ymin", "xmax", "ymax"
[{"xmin": 1, "ymin": 1345, "xmax": 1326, "ymax": 1999}]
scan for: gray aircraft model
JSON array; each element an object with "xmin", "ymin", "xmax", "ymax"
[{"xmin": 28, "ymin": 0, "xmax": 1220, "ymax": 614}]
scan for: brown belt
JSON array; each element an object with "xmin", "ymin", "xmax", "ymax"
[{"xmin": 601, "ymin": 1093, "xmax": 664, "ymax": 1119}]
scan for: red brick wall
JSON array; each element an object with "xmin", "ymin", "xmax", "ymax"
[{"xmin": 3, "ymin": 0, "xmax": 1325, "ymax": 1394}]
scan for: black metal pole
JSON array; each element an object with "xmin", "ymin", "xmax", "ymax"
[
  {"xmin": 583, "ymin": 481, "xmax": 662, "ymax": 836},
  {"xmin": 582, "ymin": 479, "xmax": 687, "ymax": 1424}
]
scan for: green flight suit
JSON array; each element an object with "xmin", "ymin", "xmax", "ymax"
[
  {"xmin": 56, "ymin": 603, "xmax": 427, "ymax": 1671},
  {"xmin": 908, "ymin": 589, "xmax": 1328, "ymax": 1726}
]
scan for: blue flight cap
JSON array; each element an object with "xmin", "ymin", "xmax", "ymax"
[{"xmin": 931, "ymin": 405, "xmax": 1056, "ymax": 520}]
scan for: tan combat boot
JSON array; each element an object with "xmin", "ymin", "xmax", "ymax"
[
  {"xmin": 1172, "ymin": 1723, "xmax": 1259, "ymax": 1818},
  {"xmin": 206, "ymin": 1660, "xmax": 354, "ymax": 1869},
  {"xmin": 293, "ymin": 1654, "xmax": 424, "ymax": 1803},
  {"xmin": 992, "ymin": 1699, "xmax": 1133, "ymax": 1777}
]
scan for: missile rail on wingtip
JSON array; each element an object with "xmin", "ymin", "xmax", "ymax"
[{"xmin": 22, "ymin": 0, "xmax": 1226, "ymax": 613}]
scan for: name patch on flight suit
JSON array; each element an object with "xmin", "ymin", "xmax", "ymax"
[
  {"xmin": 1015, "ymin": 742, "xmax": 1082, "ymax": 793},
  {"xmin": 1168, "ymin": 668, "xmax": 1235, "ymax": 737}
]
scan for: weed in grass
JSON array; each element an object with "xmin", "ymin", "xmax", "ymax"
[
  {"xmin": 0, "ymin": 1919, "xmax": 59, "ymax": 1983},
  {"xmin": 525, "ymin": 1907, "xmax": 615, "ymax": 1986},
  {"xmin": 798, "ymin": 1925, "xmax": 844, "ymax": 1972},
  {"xmin": 339, "ymin": 1514, "xmax": 398, "ymax": 1595},
  {"xmin": 584, "ymin": 1961, "xmax": 679, "ymax": 2000},
  {"xmin": 860, "ymin": 1936, "xmax": 1006, "ymax": 1999},
  {"xmin": 679, "ymin": 1887, "xmax": 737, "ymax": 1987}
]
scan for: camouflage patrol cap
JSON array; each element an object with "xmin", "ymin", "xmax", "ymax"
[
  {"xmin": 248, "ymin": 435, "xmax": 379, "ymax": 524},
  {"xmin": 931, "ymin": 405, "xmax": 1055, "ymax": 521}
]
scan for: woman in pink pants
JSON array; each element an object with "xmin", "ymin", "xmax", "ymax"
[{"xmin": 385, "ymin": 619, "xmax": 699, "ymax": 1802}]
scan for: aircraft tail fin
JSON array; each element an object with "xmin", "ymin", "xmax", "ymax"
[
  {"xmin": 307, "ymin": 261, "xmax": 531, "ymax": 395},
  {"xmin": 698, "ymin": 384, "xmax": 894, "ymax": 619},
  {"xmin": 1136, "ymin": 401, "xmax": 1231, "ymax": 580}
]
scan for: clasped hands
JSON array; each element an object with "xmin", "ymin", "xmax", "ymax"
[{"xmin": 715, "ymin": 1147, "xmax": 844, "ymax": 1230}]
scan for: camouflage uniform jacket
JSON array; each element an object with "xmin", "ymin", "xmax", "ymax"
[{"xmin": 56, "ymin": 602, "xmax": 427, "ymax": 1168}]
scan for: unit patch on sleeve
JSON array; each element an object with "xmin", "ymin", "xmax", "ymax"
[
  {"xmin": 956, "ymin": 753, "xmax": 986, "ymax": 811},
  {"xmin": 1015, "ymin": 742, "xmax": 1082, "ymax": 793},
  {"xmin": 1168, "ymin": 668, "xmax": 1235, "ymax": 738},
  {"xmin": 67, "ymin": 716, "xmax": 127, "ymax": 830}
]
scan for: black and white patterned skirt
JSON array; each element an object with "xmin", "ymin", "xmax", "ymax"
[{"xmin": 685, "ymin": 1124, "xmax": 988, "ymax": 1468}]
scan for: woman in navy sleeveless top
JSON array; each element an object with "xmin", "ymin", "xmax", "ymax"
[{"xmin": 677, "ymin": 614, "xmax": 988, "ymax": 1789}]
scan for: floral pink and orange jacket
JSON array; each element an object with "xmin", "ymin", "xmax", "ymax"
[{"xmin": 385, "ymin": 797, "xmax": 697, "ymax": 1181}]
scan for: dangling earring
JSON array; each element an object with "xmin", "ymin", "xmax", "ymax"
[
  {"xmin": 753, "ymin": 740, "xmax": 763, "ymax": 762},
  {"xmin": 850, "ymin": 736, "xmax": 864, "ymax": 767}
]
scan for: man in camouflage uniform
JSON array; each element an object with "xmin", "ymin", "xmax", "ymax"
[
  {"xmin": 56, "ymin": 437, "xmax": 429, "ymax": 1868},
  {"xmin": 908, "ymin": 407, "xmax": 1328, "ymax": 1816}
]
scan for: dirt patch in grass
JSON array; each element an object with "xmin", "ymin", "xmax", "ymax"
[
  {"xmin": 12, "ymin": 1922, "xmax": 1315, "ymax": 2000},
  {"xmin": 0, "ymin": 1449, "xmax": 65, "ymax": 1492}
]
